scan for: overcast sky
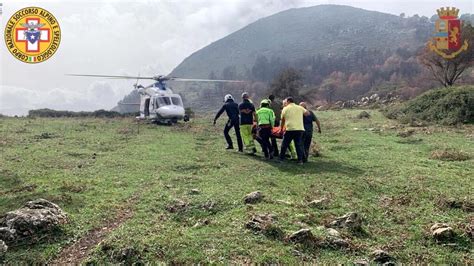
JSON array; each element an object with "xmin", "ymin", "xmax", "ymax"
[{"xmin": 0, "ymin": 0, "xmax": 472, "ymax": 115}]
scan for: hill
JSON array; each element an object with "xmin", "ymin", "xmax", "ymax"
[{"xmin": 169, "ymin": 5, "xmax": 430, "ymax": 79}]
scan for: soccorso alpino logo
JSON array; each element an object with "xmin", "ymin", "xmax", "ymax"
[{"xmin": 4, "ymin": 7, "xmax": 61, "ymax": 63}]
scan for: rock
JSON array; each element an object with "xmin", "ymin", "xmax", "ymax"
[
  {"xmin": 193, "ymin": 219, "xmax": 210, "ymax": 228},
  {"xmin": 0, "ymin": 227, "xmax": 16, "ymax": 242},
  {"xmin": 342, "ymin": 100, "xmax": 356, "ymax": 109},
  {"xmin": 245, "ymin": 214, "xmax": 275, "ymax": 232},
  {"xmin": 397, "ymin": 129, "xmax": 415, "ymax": 138},
  {"xmin": 0, "ymin": 240, "xmax": 7, "ymax": 259},
  {"xmin": 357, "ymin": 111, "xmax": 371, "ymax": 119},
  {"xmin": 245, "ymin": 214, "xmax": 283, "ymax": 239},
  {"xmin": 430, "ymin": 223, "xmax": 455, "ymax": 241},
  {"xmin": 329, "ymin": 212, "xmax": 363, "ymax": 231},
  {"xmin": 243, "ymin": 191, "xmax": 264, "ymax": 204},
  {"xmin": 369, "ymin": 93, "xmax": 380, "ymax": 103},
  {"xmin": 466, "ymin": 220, "xmax": 474, "ymax": 240},
  {"xmin": 371, "ymin": 249, "xmax": 394, "ymax": 264},
  {"xmin": 327, "ymin": 237, "xmax": 349, "ymax": 248},
  {"xmin": 462, "ymin": 201, "xmax": 474, "ymax": 212},
  {"xmin": 354, "ymin": 259, "xmax": 369, "ymax": 265},
  {"xmin": 200, "ymin": 200, "xmax": 216, "ymax": 211},
  {"xmin": 288, "ymin": 228, "xmax": 314, "ymax": 244},
  {"xmin": 308, "ymin": 197, "xmax": 329, "ymax": 209},
  {"xmin": 326, "ymin": 228, "xmax": 341, "ymax": 238},
  {"xmin": 189, "ymin": 189, "xmax": 200, "ymax": 195},
  {"xmin": 0, "ymin": 199, "xmax": 68, "ymax": 243}
]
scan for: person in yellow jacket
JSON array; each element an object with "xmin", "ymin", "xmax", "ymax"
[
  {"xmin": 282, "ymin": 98, "xmax": 297, "ymax": 160},
  {"xmin": 256, "ymin": 99, "xmax": 275, "ymax": 159},
  {"xmin": 279, "ymin": 97, "xmax": 309, "ymax": 164}
]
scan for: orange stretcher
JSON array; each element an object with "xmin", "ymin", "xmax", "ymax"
[{"xmin": 252, "ymin": 124, "xmax": 286, "ymax": 139}]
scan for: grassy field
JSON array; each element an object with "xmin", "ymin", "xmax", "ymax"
[{"xmin": 0, "ymin": 109, "xmax": 472, "ymax": 263}]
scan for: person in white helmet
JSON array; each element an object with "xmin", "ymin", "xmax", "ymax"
[
  {"xmin": 239, "ymin": 92, "xmax": 257, "ymax": 154},
  {"xmin": 214, "ymin": 94, "xmax": 243, "ymax": 152}
]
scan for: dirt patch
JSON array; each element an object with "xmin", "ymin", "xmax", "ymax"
[
  {"xmin": 430, "ymin": 149, "xmax": 470, "ymax": 161},
  {"xmin": 52, "ymin": 194, "xmax": 140, "ymax": 264},
  {"xmin": 59, "ymin": 181, "xmax": 87, "ymax": 193},
  {"xmin": 1, "ymin": 184, "xmax": 37, "ymax": 195},
  {"xmin": 436, "ymin": 198, "xmax": 473, "ymax": 212},
  {"xmin": 165, "ymin": 199, "xmax": 189, "ymax": 213},
  {"xmin": 34, "ymin": 132, "xmax": 57, "ymax": 139}
]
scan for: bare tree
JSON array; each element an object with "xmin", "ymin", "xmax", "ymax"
[
  {"xmin": 419, "ymin": 23, "xmax": 474, "ymax": 87},
  {"xmin": 269, "ymin": 68, "xmax": 303, "ymax": 100}
]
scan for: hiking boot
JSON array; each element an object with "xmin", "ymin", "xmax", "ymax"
[{"xmin": 226, "ymin": 146, "xmax": 234, "ymax": 150}]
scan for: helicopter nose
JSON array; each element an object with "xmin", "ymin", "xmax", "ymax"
[{"xmin": 157, "ymin": 105, "xmax": 185, "ymax": 118}]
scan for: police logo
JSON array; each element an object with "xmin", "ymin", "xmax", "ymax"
[
  {"xmin": 428, "ymin": 7, "xmax": 469, "ymax": 59},
  {"xmin": 4, "ymin": 7, "xmax": 61, "ymax": 63}
]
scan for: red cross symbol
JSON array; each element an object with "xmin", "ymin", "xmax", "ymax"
[{"xmin": 15, "ymin": 18, "xmax": 50, "ymax": 53}]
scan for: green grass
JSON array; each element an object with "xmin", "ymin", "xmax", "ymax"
[{"xmin": 0, "ymin": 110, "xmax": 472, "ymax": 264}]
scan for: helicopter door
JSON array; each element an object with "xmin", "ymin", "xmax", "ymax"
[{"xmin": 144, "ymin": 98, "xmax": 150, "ymax": 116}]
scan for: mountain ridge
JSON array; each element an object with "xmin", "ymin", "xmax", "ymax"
[{"xmin": 169, "ymin": 4, "xmax": 429, "ymax": 79}]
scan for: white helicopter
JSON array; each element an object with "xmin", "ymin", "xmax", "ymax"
[{"xmin": 68, "ymin": 74, "xmax": 243, "ymax": 124}]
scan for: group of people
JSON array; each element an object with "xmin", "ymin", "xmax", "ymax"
[{"xmin": 213, "ymin": 92, "xmax": 321, "ymax": 164}]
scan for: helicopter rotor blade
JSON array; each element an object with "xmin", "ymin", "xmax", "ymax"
[
  {"xmin": 118, "ymin": 102, "xmax": 141, "ymax": 105},
  {"xmin": 66, "ymin": 74, "xmax": 156, "ymax": 80},
  {"xmin": 66, "ymin": 74, "xmax": 246, "ymax": 83},
  {"xmin": 168, "ymin": 77, "xmax": 245, "ymax": 83}
]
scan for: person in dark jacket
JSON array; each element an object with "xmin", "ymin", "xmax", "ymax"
[
  {"xmin": 300, "ymin": 102, "xmax": 321, "ymax": 162},
  {"xmin": 214, "ymin": 94, "xmax": 243, "ymax": 152},
  {"xmin": 239, "ymin": 92, "xmax": 256, "ymax": 154},
  {"xmin": 268, "ymin": 95, "xmax": 282, "ymax": 156}
]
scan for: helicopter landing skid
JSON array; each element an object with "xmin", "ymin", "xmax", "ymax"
[{"xmin": 153, "ymin": 118, "xmax": 178, "ymax": 125}]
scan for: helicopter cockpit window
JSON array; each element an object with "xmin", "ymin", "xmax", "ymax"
[
  {"xmin": 171, "ymin": 97, "xmax": 183, "ymax": 106},
  {"xmin": 156, "ymin": 97, "xmax": 171, "ymax": 106}
]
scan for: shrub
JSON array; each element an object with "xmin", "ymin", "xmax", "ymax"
[
  {"xmin": 383, "ymin": 86, "xmax": 474, "ymax": 125},
  {"xmin": 27, "ymin": 109, "xmax": 138, "ymax": 118}
]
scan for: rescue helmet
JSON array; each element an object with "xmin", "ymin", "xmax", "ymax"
[
  {"xmin": 224, "ymin": 94, "xmax": 234, "ymax": 102},
  {"xmin": 260, "ymin": 99, "xmax": 271, "ymax": 105}
]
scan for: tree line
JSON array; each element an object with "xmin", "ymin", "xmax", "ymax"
[{"xmin": 212, "ymin": 21, "xmax": 473, "ymax": 104}]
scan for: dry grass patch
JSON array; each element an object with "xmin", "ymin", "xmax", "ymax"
[{"xmin": 430, "ymin": 149, "xmax": 470, "ymax": 161}]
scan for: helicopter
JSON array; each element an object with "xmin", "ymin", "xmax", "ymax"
[{"xmin": 67, "ymin": 74, "xmax": 244, "ymax": 124}]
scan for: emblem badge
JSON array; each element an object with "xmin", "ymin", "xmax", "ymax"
[
  {"xmin": 4, "ymin": 7, "xmax": 61, "ymax": 63},
  {"xmin": 428, "ymin": 7, "xmax": 469, "ymax": 59}
]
